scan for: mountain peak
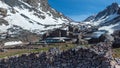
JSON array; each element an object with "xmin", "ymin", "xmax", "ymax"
[
  {"xmin": 92, "ymin": 3, "xmax": 120, "ymax": 21},
  {"xmin": 84, "ymin": 2, "xmax": 120, "ymax": 34},
  {"xmin": 109, "ymin": 2, "xmax": 119, "ymax": 7},
  {"xmin": 106, "ymin": 2, "xmax": 119, "ymax": 13},
  {"xmin": 84, "ymin": 3, "xmax": 120, "ymax": 22}
]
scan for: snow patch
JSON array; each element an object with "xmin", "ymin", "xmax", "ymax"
[
  {"xmin": 93, "ymin": 14, "xmax": 119, "ymax": 26},
  {"xmin": 0, "ymin": 1, "xmax": 9, "ymax": 9},
  {"xmin": 105, "ymin": 14, "xmax": 118, "ymax": 21},
  {"xmin": 4, "ymin": 41, "xmax": 23, "ymax": 46},
  {"xmin": 99, "ymin": 24, "xmax": 118, "ymax": 34},
  {"xmin": 0, "ymin": 24, "xmax": 9, "ymax": 33},
  {"xmin": 83, "ymin": 22, "xmax": 92, "ymax": 25},
  {"xmin": 71, "ymin": 22, "xmax": 79, "ymax": 25}
]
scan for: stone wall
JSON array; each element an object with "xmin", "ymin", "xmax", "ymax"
[{"xmin": 0, "ymin": 43, "xmax": 119, "ymax": 68}]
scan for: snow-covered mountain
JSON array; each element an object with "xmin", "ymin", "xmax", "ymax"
[
  {"xmin": 84, "ymin": 3, "xmax": 120, "ymax": 34},
  {"xmin": 0, "ymin": 0, "xmax": 70, "ymax": 34}
]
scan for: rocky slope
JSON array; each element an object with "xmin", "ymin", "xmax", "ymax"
[
  {"xmin": 0, "ymin": 42, "xmax": 120, "ymax": 68},
  {"xmin": 0, "ymin": 0, "xmax": 70, "ymax": 34},
  {"xmin": 84, "ymin": 3, "xmax": 120, "ymax": 34}
]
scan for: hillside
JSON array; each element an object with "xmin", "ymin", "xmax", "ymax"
[
  {"xmin": 0, "ymin": 0, "xmax": 70, "ymax": 34},
  {"xmin": 84, "ymin": 3, "xmax": 120, "ymax": 34}
]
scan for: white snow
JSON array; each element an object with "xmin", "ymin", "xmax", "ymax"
[
  {"xmin": 5, "ymin": 13, "xmax": 45, "ymax": 30},
  {"xmin": 91, "ymin": 31, "xmax": 105, "ymax": 38},
  {"xmin": 93, "ymin": 17, "xmax": 107, "ymax": 26},
  {"xmin": 0, "ymin": 1, "xmax": 9, "ymax": 9},
  {"xmin": 4, "ymin": 41, "xmax": 23, "ymax": 46},
  {"xmin": 99, "ymin": 24, "xmax": 118, "ymax": 34},
  {"xmin": 83, "ymin": 22, "xmax": 91, "ymax": 24},
  {"xmin": 12, "ymin": 5, "xmax": 68, "ymax": 25},
  {"xmin": 0, "ymin": 24, "xmax": 9, "ymax": 33},
  {"xmin": 96, "ymin": 13, "xmax": 120, "ymax": 34},
  {"xmin": 71, "ymin": 22, "xmax": 79, "ymax": 25}
]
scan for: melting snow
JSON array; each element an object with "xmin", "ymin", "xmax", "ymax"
[
  {"xmin": 99, "ymin": 24, "xmax": 118, "ymax": 34},
  {"xmin": 4, "ymin": 41, "xmax": 23, "ymax": 46},
  {"xmin": 105, "ymin": 14, "xmax": 119, "ymax": 21},
  {"xmin": 93, "ymin": 14, "xmax": 119, "ymax": 26}
]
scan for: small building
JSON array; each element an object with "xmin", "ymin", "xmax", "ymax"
[
  {"xmin": 44, "ymin": 37, "xmax": 71, "ymax": 43},
  {"xmin": 83, "ymin": 30, "xmax": 107, "ymax": 44},
  {"xmin": 42, "ymin": 29, "xmax": 68, "ymax": 40}
]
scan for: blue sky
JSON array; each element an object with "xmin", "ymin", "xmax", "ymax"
[{"xmin": 48, "ymin": 0, "xmax": 120, "ymax": 21}]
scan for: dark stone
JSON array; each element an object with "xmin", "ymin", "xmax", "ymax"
[{"xmin": 0, "ymin": 18, "xmax": 9, "ymax": 25}]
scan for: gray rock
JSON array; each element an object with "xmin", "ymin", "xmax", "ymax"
[{"xmin": 0, "ymin": 7, "xmax": 7, "ymax": 17}]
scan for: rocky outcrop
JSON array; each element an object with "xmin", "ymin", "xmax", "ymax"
[
  {"xmin": 22, "ymin": 0, "xmax": 40, "ymax": 7},
  {"xmin": 0, "ymin": 7, "xmax": 7, "ymax": 17},
  {"xmin": 118, "ymin": 8, "xmax": 120, "ymax": 14},
  {"xmin": 112, "ymin": 30, "xmax": 120, "ymax": 48},
  {"xmin": 0, "ymin": 42, "xmax": 119, "ymax": 68},
  {"xmin": 0, "ymin": 18, "xmax": 9, "ymax": 25},
  {"xmin": 25, "ymin": 0, "xmax": 69, "ymax": 22},
  {"xmin": 84, "ymin": 15, "xmax": 95, "ymax": 22}
]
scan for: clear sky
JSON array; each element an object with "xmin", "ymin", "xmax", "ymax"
[{"xmin": 48, "ymin": 0, "xmax": 120, "ymax": 21}]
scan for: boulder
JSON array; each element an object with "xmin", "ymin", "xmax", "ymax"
[
  {"xmin": 0, "ymin": 18, "xmax": 9, "ymax": 25},
  {"xmin": 0, "ymin": 8, "xmax": 7, "ymax": 17}
]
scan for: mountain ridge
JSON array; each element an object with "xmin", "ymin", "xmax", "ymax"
[{"xmin": 84, "ymin": 2, "xmax": 120, "ymax": 34}]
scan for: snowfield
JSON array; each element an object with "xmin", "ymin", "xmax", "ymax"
[{"xmin": 98, "ymin": 24, "xmax": 118, "ymax": 34}]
